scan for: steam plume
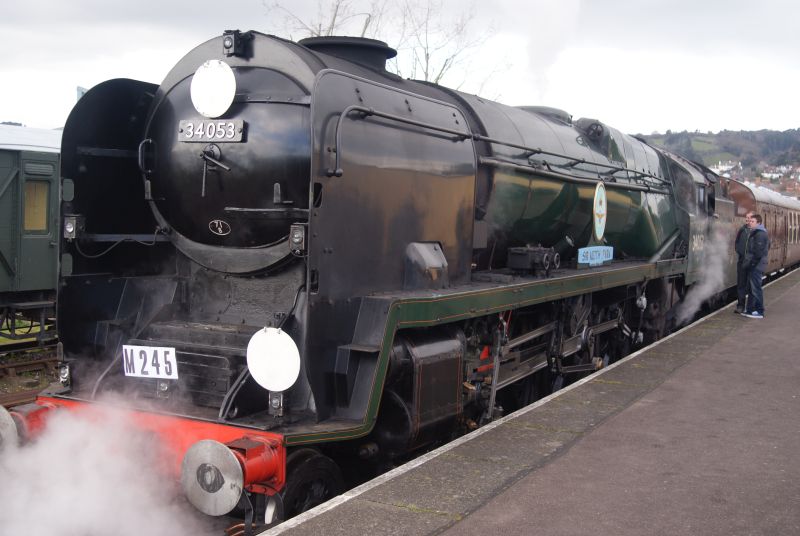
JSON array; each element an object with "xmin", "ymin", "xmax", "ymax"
[
  {"xmin": 674, "ymin": 221, "xmax": 731, "ymax": 325},
  {"xmin": 0, "ymin": 404, "xmax": 218, "ymax": 535}
]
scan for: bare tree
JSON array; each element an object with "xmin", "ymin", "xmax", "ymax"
[
  {"xmin": 262, "ymin": 0, "xmax": 495, "ymax": 89},
  {"xmin": 394, "ymin": 0, "xmax": 490, "ymax": 86},
  {"xmin": 264, "ymin": 0, "xmax": 390, "ymax": 39}
]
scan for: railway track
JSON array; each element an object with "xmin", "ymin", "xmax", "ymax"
[
  {"xmin": 0, "ymin": 388, "xmax": 44, "ymax": 408},
  {"xmin": 0, "ymin": 338, "xmax": 50, "ymax": 353},
  {"xmin": 0, "ymin": 344, "xmax": 59, "ymax": 408}
]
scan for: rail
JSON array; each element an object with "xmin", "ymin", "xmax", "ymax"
[
  {"xmin": 0, "ymin": 346, "xmax": 59, "ymax": 408},
  {"xmin": 0, "ymin": 388, "xmax": 43, "ymax": 408}
]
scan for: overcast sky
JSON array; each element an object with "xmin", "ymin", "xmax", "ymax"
[{"xmin": 1, "ymin": 0, "xmax": 798, "ymax": 134}]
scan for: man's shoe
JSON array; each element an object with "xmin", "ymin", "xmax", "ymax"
[
  {"xmin": 744, "ymin": 311, "xmax": 764, "ymax": 319},
  {"xmin": 734, "ymin": 307, "xmax": 743, "ymax": 314}
]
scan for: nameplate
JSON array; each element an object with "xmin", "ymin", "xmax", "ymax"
[{"xmin": 578, "ymin": 246, "xmax": 614, "ymax": 267}]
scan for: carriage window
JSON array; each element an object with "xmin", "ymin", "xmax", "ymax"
[{"xmin": 24, "ymin": 181, "xmax": 49, "ymax": 232}]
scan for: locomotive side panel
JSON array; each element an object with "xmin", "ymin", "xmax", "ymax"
[
  {"xmin": 451, "ymin": 95, "xmax": 679, "ymax": 265},
  {"xmin": 309, "ymin": 71, "xmax": 476, "ymax": 298},
  {"xmin": 305, "ymin": 70, "xmax": 476, "ymax": 420},
  {"xmin": 485, "ymin": 171, "xmax": 678, "ymax": 262}
]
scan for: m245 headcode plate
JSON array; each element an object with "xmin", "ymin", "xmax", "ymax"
[{"xmin": 122, "ymin": 345, "xmax": 179, "ymax": 380}]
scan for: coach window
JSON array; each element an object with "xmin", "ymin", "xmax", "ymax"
[{"xmin": 24, "ymin": 181, "xmax": 49, "ymax": 232}]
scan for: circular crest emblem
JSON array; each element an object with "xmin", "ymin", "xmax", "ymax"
[
  {"xmin": 593, "ymin": 182, "xmax": 607, "ymax": 241},
  {"xmin": 209, "ymin": 219, "xmax": 231, "ymax": 236}
]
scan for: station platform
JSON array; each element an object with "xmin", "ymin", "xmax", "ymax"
[{"xmin": 264, "ymin": 270, "xmax": 800, "ymax": 536}]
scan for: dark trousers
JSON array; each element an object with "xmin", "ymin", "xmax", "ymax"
[
  {"xmin": 746, "ymin": 268, "xmax": 764, "ymax": 314},
  {"xmin": 736, "ymin": 261, "xmax": 749, "ymax": 309}
]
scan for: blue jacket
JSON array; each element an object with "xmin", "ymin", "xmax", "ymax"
[{"xmin": 743, "ymin": 224, "xmax": 769, "ymax": 271}]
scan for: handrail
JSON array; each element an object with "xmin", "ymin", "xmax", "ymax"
[
  {"xmin": 480, "ymin": 157, "xmax": 671, "ymax": 195},
  {"xmin": 325, "ymin": 104, "xmax": 670, "ymax": 190},
  {"xmin": 470, "ymin": 133, "xmax": 668, "ymax": 185},
  {"xmin": 326, "ymin": 105, "xmax": 470, "ymax": 177}
]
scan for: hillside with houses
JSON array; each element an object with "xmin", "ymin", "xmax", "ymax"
[{"xmin": 641, "ymin": 129, "xmax": 800, "ymax": 197}]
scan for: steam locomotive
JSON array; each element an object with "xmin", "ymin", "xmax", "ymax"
[{"xmin": 3, "ymin": 31, "xmax": 800, "ymax": 529}]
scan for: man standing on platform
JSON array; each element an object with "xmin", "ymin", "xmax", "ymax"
[
  {"xmin": 734, "ymin": 211, "xmax": 754, "ymax": 314},
  {"xmin": 742, "ymin": 213, "xmax": 769, "ymax": 319}
]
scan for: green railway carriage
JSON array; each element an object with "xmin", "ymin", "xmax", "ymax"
[{"xmin": 0, "ymin": 125, "xmax": 60, "ymax": 341}]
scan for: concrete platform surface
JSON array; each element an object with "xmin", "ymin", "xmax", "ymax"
[{"xmin": 265, "ymin": 270, "xmax": 800, "ymax": 536}]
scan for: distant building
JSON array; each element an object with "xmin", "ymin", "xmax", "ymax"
[
  {"xmin": 711, "ymin": 160, "xmax": 741, "ymax": 174},
  {"xmin": 761, "ymin": 165, "xmax": 786, "ymax": 181}
]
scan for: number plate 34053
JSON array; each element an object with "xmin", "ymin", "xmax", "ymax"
[
  {"xmin": 179, "ymin": 120, "xmax": 244, "ymax": 142},
  {"xmin": 122, "ymin": 345, "xmax": 179, "ymax": 380}
]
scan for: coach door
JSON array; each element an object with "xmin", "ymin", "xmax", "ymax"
[
  {"xmin": 778, "ymin": 210, "xmax": 787, "ymax": 269},
  {"xmin": 0, "ymin": 149, "xmax": 19, "ymax": 292},
  {"xmin": 18, "ymin": 152, "xmax": 59, "ymax": 291}
]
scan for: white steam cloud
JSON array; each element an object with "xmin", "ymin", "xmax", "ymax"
[
  {"xmin": 674, "ymin": 221, "xmax": 731, "ymax": 325},
  {"xmin": 0, "ymin": 404, "xmax": 220, "ymax": 536}
]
